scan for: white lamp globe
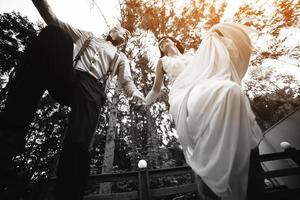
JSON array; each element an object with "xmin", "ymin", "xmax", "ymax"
[
  {"xmin": 280, "ymin": 141, "xmax": 292, "ymax": 150},
  {"xmin": 138, "ymin": 159, "xmax": 147, "ymax": 169}
]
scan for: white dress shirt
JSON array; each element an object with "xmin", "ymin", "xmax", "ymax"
[{"xmin": 57, "ymin": 21, "xmax": 142, "ymax": 98}]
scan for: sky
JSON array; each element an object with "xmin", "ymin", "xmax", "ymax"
[
  {"xmin": 0, "ymin": 0, "xmax": 255, "ymax": 36},
  {"xmin": 0, "ymin": 0, "xmax": 121, "ymax": 35}
]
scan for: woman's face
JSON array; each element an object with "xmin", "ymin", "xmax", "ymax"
[{"xmin": 159, "ymin": 38, "xmax": 176, "ymax": 54}]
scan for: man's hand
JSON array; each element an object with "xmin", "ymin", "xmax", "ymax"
[
  {"xmin": 132, "ymin": 96, "xmax": 145, "ymax": 106},
  {"xmin": 132, "ymin": 92, "xmax": 146, "ymax": 112}
]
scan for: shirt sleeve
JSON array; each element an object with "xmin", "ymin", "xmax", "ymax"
[
  {"xmin": 56, "ymin": 21, "xmax": 92, "ymax": 43},
  {"xmin": 116, "ymin": 53, "xmax": 143, "ymax": 98},
  {"xmin": 32, "ymin": 0, "xmax": 92, "ymax": 43}
]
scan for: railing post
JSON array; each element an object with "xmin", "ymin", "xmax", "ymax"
[
  {"xmin": 191, "ymin": 171, "xmax": 197, "ymax": 184},
  {"xmin": 138, "ymin": 168, "xmax": 151, "ymax": 200},
  {"xmin": 138, "ymin": 160, "xmax": 151, "ymax": 200}
]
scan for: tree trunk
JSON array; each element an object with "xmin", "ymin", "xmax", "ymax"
[
  {"xmin": 99, "ymin": 87, "xmax": 120, "ymax": 194},
  {"xmin": 146, "ymin": 109, "xmax": 159, "ymax": 168}
]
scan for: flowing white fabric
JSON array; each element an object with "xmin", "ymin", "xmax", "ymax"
[{"xmin": 166, "ymin": 23, "xmax": 263, "ymax": 199}]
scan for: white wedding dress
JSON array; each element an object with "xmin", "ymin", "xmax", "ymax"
[{"xmin": 162, "ymin": 23, "xmax": 263, "ymax": 200}]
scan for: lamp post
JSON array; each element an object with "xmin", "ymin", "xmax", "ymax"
[
  {"xmin": 280, "ymin": 141, "xmax": 300, "ymax": 165},
  {"xmin": 138, "ymin": 159, "xmax": 150, "ymax": 200}
]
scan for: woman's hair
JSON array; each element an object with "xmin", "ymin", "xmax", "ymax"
[{"xmin": 158, "ymin": 36, "xmax": 185, "ymax": 57}]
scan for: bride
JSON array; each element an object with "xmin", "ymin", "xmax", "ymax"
[{"xmin": 145, "ymin": 23, "xmax": 263, "ymax": 200}]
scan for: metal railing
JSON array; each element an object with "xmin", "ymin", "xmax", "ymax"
[{"xmin": 30, "ymin": 148, "xmax": 300, "ymax": 200}]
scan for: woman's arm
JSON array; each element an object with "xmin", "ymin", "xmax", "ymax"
[{"xmin": 145, "ymin": 59, "xmax": 165, "ymax": 106}]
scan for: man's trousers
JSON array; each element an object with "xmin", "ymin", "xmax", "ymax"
[{"xmin": 0, "ymin": 25, "xmax": 106, "ymax": 200}]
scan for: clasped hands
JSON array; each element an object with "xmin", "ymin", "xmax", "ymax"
[{"xmin": 132, "ymin": 92, "xmax": 147, "ymax": 112}]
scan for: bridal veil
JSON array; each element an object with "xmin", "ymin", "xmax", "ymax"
[{"xmin": 168, "ymin": 23, "xmax": 262, "ymax": 199}]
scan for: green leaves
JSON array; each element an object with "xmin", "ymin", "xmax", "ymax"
[{"xmin": 0, "ymin": 12, "xmax": 38, "ymax": 73}]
